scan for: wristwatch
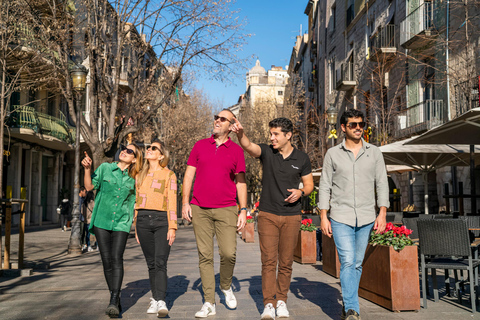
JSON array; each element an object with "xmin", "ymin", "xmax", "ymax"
[{"xmin": 300, "ymin": 190, "xmax": 305, "ymax": 197}]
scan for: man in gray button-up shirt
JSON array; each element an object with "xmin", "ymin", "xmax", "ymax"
[{"xmin": 318, "ymin": 109, "xmax": 389, "ymax": 320}]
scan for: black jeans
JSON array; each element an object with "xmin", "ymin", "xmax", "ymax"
[
  {"xmin": 136, "ymin": 210, "xmax": 171, "ymax": 301},
  {"xmin": 94, "ymin": 226, "xmax": 129, "ymax": 292}
]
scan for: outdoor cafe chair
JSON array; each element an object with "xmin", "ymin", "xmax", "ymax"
[{"xmin": 417, "ymin": 219, "xmax": 480, "ymax": 313}]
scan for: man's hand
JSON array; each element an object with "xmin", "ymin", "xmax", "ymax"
[
  {"xmin": 285, "ymin": 189, "xmax": 302, "ymax": 203},
  {"xmin": 182, "ymin": 203, "xmax": 192, "ymax": 222},
  {"xmin": 321, "ymin": 217, "xmax": 332, "ymax": 238},
  {"xmin": 230, "ymin": 117, "xmax": 244, "ymax": 134},
  {"xmin": 237, "ymin": 210, "xmax": 247, "ymax": 231},
  {"xmin": 374, "ymin": 208, "xmax": 387, "ymax": 234}
]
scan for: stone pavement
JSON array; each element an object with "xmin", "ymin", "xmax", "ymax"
[{"xmin": 0, "ymin": 224, "xmax": 479, "ymax": 320}]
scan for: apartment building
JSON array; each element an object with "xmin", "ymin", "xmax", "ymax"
[{"xmin": 289, "ymin": 0, "xmax": 480, "ymax": 214}]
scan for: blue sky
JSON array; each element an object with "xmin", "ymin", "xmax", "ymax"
[{"xmin": 194, "ymin": 1, "xmax": 309, "ymax": 108}]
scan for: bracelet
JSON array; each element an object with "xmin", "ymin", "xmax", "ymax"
[{"xmin": 240, "ymin": 208, "xmax": 247, "ymax": 211}]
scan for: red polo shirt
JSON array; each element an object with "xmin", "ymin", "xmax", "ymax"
[{"xmin": 187, "ymin": 136, "xmax": 246, "ymax": 208}]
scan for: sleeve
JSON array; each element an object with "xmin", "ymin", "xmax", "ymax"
[
  {"xmin": 301, "ymin": 153, "xmax": 312, "ymax": 176},
  {"xmin": 186, "ymin": 142, "xmax": 199, "ymax": 167},
  {"xmin": 374, "ymin": 148, "xmax": 390, "ymax": 209},
  {"xmin": 318, "ymin": 150, "xmax": 333, "ymax": 210},
  {"xmin": 167, "ymin": 171, "xmax": 178, "ymax": 230},
  {"xmin": 258, "ymin": 144, "xmax": 268, "ymax": 160},
  {"xmin": 91, "ymin": 163, "xmax": 106, "ymax": 190},
  {"xmin": 235, "ymin": 146, "xmax": 246, "ymax": 174}
]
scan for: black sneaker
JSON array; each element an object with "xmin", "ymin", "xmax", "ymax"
[{"xmin": 345, "ymin": 309, "xmax": 361, "ymax": 320}]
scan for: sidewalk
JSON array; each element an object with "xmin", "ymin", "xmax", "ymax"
[{"xmin": 0, "ymin": 224, "xmax": 478, "ymax": 319}]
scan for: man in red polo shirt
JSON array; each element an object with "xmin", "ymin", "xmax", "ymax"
[{"xmin": 182, "ymin": 109, "xmax": 247, "ymax": 318}]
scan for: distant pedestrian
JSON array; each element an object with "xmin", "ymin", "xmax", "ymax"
[
  {"xmin": 318, "ymin": 109, "xmax": 389, "ymax": 320},
  {"xmin": 134, "ymin": 140, "xmax": 177, "ymax": 318},
  {"xmin": 78, "ymin": 186, "xmax": 87, "ymax": 250},
  {"xmin": 182, "ymin": 109, "xmax": 247, "ymax": 318},
  {"xmin": 231, "ymin": 117, "xmax": 314, "ymax": 320},
  {"xmin": 82, "ymin": 190, "xmax": 95, "ymax": 252},
  {"xmin": 82, "ymin": 144, "xmax": 143, "ymax": 318},
  {"xmin": 59, "ymin": 197, "xmax": 72, "ymax": 232}
]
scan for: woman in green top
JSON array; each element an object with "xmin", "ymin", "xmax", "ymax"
[{"xmin": 82, "ymin": 144, "xmax": 143, "ymax": 318}]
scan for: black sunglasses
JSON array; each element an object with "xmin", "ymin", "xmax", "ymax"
[
  {"xmin": 120, "ymin": 145, "xmax": 137, "ymax": 156},
  {"xmin": 148, "ymin": 145, "xmax": 162, "ymax": 153},
  {"xmin": 214, "ymin": 115, "xmax": 234, "ymax": 124},
  {"xmin": 346, "ymin": 121, "xmax": 366, "ymax": 129}
]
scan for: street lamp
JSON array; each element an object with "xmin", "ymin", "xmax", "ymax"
[
  {"xmin": 68, "ymin": 64, "xmax": 87, "ymax": 255},
  {"xmin": 326, "ymin": 105, "xmax": 338, "ymax": 147}
]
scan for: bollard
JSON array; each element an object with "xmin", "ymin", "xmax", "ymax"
[{"xmin": 4, "ymin": 202, "xmax": 11, "ymax": 269}]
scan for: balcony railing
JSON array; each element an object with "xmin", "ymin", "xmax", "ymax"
[
  {"xmin": 369, "ymin": 25, "xmax": 396, "ymax": 62},
  {"xmin": 336, "ymin": 62, "xmax": 356, "ymax": 91},
  {"xmin": 7, "ymin": 105, "xmax": 76, "ymax": 144},
  {"xmin": 395, "ymin": 99, "xmax": 446, "ymax": 137},
  {"xmin": 400, "ymin": 2, "xmax": 436, "ymax": 48}
]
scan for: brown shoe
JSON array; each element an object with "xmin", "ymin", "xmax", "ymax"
[{"xmin": 345, "ymin": 309, "xmax": 361, "ymax": 320}]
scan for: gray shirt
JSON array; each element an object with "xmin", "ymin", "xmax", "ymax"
[{"xmin": 318, "ymin": 139, "xmax": 389, "ymax": 227}]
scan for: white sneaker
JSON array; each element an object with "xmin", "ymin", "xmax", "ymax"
[
  {"xmin": 157, "ymin": 300, "xmax": 168, "ymax": 318},
  {"xmin": 147, "ymin": 298, "xmax": 158, "ymax": 314},
  {"xmin": 261, "ymin": 303, "xmax": 275, "ymax": 320},
  {"xmin": 195, "ymin": 302, "xmax": 216, "ymax": 318},
  {"xmin": 87, "ymin": 246, "xmax": 93, "ymax": 252},
  {"xmin": 276, "ymin": 300, "xmax": 289, "ymax": 318},
  {"xmin": 221, "ymin": 287, "xmax": 237, "ymax": 309}
]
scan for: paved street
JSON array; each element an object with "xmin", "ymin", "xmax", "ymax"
[{"xmin": 1, "ymin": 224, "xmax": 479, "ymax": 320}]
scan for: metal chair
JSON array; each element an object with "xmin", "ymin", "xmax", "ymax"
[{"xmin": 417, "ymin": 219, "xmax": 480, "ymax": 312}]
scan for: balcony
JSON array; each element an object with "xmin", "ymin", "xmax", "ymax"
[
  {"xmin": 7, "ymin": 106, "xmax": 76, "ymax": 150},
  {"xmin": 400, "ymin": 2, "xmax": 437, "ymax": 50},
  {"xmin": 368, "ymin": 25, "xmax": 396, "ymax": 62},
  {"xmin": 394, "ymin": 99, "xmax": 446, "ymax": 138},
  {"xmin": 119, "ymin": 70, "xmax": 134, "ymax": 92},
  {"xmin": 336, "ymin": 62, "xmax": 357, "ymax": 91}
]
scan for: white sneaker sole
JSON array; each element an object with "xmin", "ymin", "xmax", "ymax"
[
  {"xmin": 157, "ymin": 308, "xmax": 168, "ymax": 318},
  {"xmin": 261, "ymin": 314, "xmax": 275, "ymax": 320},
  {"xmin": 195, "ymin": 311, "xmax": 216, "ymax": 318},
  {"xmin": 147, "ymin": 309, "xmax": 158, "ymax": 314}
]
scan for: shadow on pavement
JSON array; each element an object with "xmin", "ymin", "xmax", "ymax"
[
  {"xmin": 166, "ymin": 275, "xmax": 190, "ymax": 309},
  {"xmin": 290, "ymin": 276, "xmax": 342, "ymax": 319}
]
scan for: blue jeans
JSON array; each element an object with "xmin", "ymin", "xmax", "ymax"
[{"xmin": 331, "ymin": 219, "xmax": 374, "ymax": 314}]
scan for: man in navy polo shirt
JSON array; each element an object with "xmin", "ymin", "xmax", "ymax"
[{"xmin": 232, "ymin": 117, "xmax": 314, "ymax": 320}]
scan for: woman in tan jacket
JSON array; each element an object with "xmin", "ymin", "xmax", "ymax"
[{"xmin": 134, "ymin": 140, "xmax": 177, "ymax": 318}]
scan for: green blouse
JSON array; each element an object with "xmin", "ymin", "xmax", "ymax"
[{"xmin": 89, "ymin": 162, "xmax": 136, "ymax": 235}]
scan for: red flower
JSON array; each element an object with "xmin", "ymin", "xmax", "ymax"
[{"xmin": 246, "ymin": 215, "xmax": 253, "ymax": 220}]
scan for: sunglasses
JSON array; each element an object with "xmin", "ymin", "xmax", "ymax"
[
  {"xmin": 346, "ymin": 121, "xmax": 366, "ymax": 129},
  {"xmin": 214, "ymin": 115, "xmax": 234, "ymax": 124},
  {"xmin": 148, "ymin": 145, "xmax": 161, "ymax": 153},
  {"xmin": 120, "ymin": 145, "xmax": 137, "ymax": 156}
]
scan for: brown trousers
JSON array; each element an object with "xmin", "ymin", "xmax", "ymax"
[
  {"xmin": 192, "ymin": 205, "xmax": 238, "ymax": 304},
  {"xmin": 257, "ymin": 211, "xmax": 301, "ymax": 305}
]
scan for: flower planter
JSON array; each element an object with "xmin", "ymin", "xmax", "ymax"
[
  {"xmin": 359, "ymin": 244, "xmax": 420, "ymax": 312},
  {"xmin": 243, "ymin": 222, "xmax": 255, "ymax": 243},
  {"xmin": 294, "ymin": 230, "xmax": 316, "ymax": 264},
  {"xmin": 321, "ymin": 233, "xmax": 340, "ymax": 278}
]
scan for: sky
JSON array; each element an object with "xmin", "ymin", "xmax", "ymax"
[{"xmin": 194, "ymin": 1, "xmax": 310, "ymax": 108}]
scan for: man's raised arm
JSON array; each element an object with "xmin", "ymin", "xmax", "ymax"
[{"xmin": 231, "ymin": 117, "xmax": 262, "ymax": 158}]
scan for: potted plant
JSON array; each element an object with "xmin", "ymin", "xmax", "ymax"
[
  {"xmin": 294, "ymin": 218, "xmax": 317, "ymax": 264},
  {"xmin": 359, "ymin": 222, "xmax": 420, "ymax": 312},
  {"xmin": 242, "ymin": 215, "xmax": 255, "ymax": 243}
]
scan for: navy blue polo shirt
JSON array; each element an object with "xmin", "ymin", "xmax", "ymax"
[{"xmin": 257, "ymin": 144, "xmax": 312, "ymax": 215}]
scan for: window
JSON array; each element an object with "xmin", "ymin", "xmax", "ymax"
[
  {"xmin": 330, "ymin": 5, "xmax": 336, "ymax": 31},
  {"xmin": 329, "ymin": 59, "xmax": 336, "ymax": 93},
  {"xmin": 278, "ymin": 91, "xmax": 284, "ymax": 96}
]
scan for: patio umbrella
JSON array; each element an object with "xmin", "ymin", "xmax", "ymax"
[
  {"xmin": 379, "ymin": 136, "xmax": 480, "ymax": 214},
  {"xmin": 406, "ymin": 107, "xmax": 480, "ymax": 213}
]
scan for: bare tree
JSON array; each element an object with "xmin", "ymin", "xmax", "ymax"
[{"xmin": 38, "ymin": 0, "xmax": 249, "ymax": 169}]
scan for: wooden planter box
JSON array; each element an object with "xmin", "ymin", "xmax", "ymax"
[
  {"xmin": 294, "ymin": 230, "xmax": 316, "ymax": 264},
  {"xmin": 359, "ymin": 244, "xmax": 420, "ymax": 312},
  {"xmin": 243, "ymin": 222, "xmax": 255, "ymax": 243},
  {"xmin": 322, "ymin": 233, "xmax": 340, "ymax": 278}
]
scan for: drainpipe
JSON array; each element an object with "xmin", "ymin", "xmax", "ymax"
[{"xmin": 445, "ymin": 0, "xmax": 451, "ymax": 119}]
